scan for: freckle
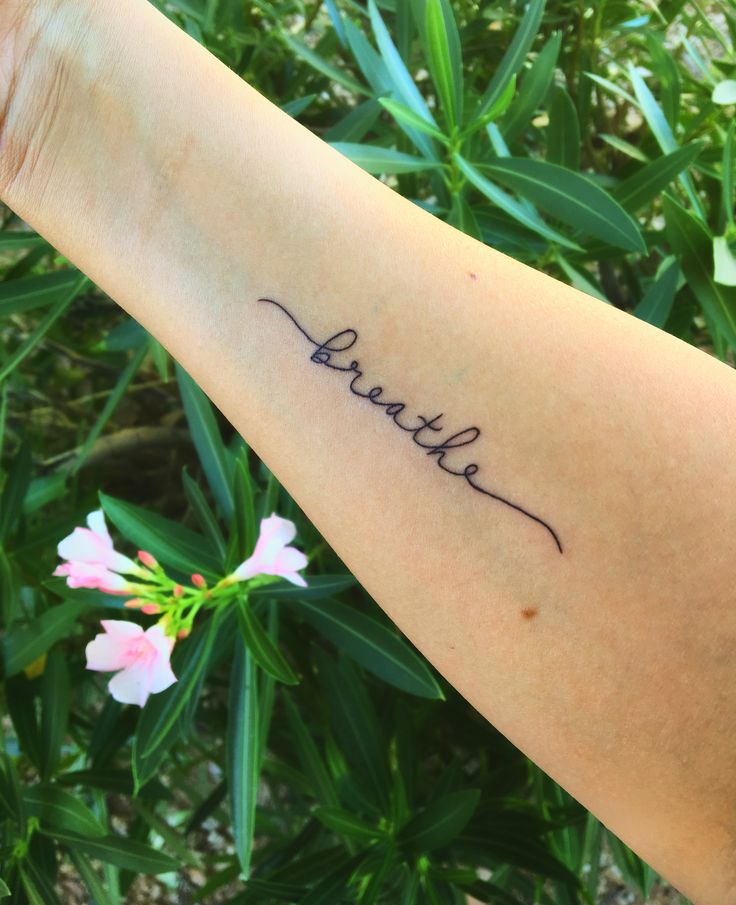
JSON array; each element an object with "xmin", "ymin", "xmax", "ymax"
[
  {"xmin": 521, "ymin": 607, "xmax": 538, "ymax": 619},
  {"xmin": 468, "ymin": 271, "xmax": 477, "ymax": 280}
]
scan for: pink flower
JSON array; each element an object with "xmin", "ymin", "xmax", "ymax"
[
  {"xmin": 85, "ymin": 620, "xmax": 177, "ymax": 707},
  {"xmin": 228, "ymin": 513, "xmax": 308, "ymax": 588},
  {"xmin": 53, "ymin": 509, "xmax": 150, "ymax": 594},
  {"xmin": 53, "ymin": 561, "xmax": 135, "ymax": 594}
]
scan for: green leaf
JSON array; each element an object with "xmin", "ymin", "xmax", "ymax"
[
  {"xmin": 555, "ymin": 254, "xmax": 608, "ymax": 302},
  {"xmin": 547, "ymin": 85, "xmax": 580, "ymax": 170},
  {"xmin": 299, "ymin": 851, "xmax": 366, "ymax": 905},
  {"xmin": 72, "ymin": 342, "xmax": 148, "ymax": 475},
  {"xmin": 18, "ymin": 859, "xmax": 60, "ymax": 905},
  {"xmin": 0, "ymin": 435, "xmax": 32, "ymax": 542},
  {"xmin": 480, "ymin": 157, "xmax": 646, "ymax": 252},
  {"xmin": 367, "ymin": 0, "xmax": 437, "ymax": 129},
  {"xmin": 6, "ymin": 674, "xmax": 41, "ymax": 767},
  {"xmin": 0, "ymin": 273, "xmax": 90, "ymax": 382},
  {"xmin": 357, "ymin": 843, "xmax": 396, "ymax": 905},
  {"xmin": 344, "ymin": 19, "xmax": 392, "ymax": 96},
  {"xmin": 398, "ymin": 789, "xmax": 480, "ymax": 853},
  {"xmin": 323, "ymin": 97, "xmax": 383, "ymax": 144},
  {"xmin": 456, "ymin": 878, "xmax": 527, "ymax": 905},
  {"xmin": 227, "ymin": 640, "xmax": 259, "ymax": 880},
  {"xmin": 1, "ymin": 600, "xmax": 85, "ymax": 678},
  {"xmin": 281, "ymin": 32, "xmax": 370, "ymax": 98},
  {"xmin": 454, "ymin": 154, "xmax": 583, "ymax": 251},
  {"xmin": 447, "ymin": 192, "xmax": 482, "ymax": 240},
  {"xmin": 249, "ymin": 573, "xmax": 355, "ymax": 601},
  {"xmin": 137, "ymin": 611, "xmax": 222, "ymax": 758},
  {"xmin": 627, "ymin": 64, "xmax": 705, "ymax": 221},
  {"xmin": 313, "ymin": 806, "xmax": 384, "ymax": 841},
  {"xmin": 0, "ymin": 269, "xmax": 81, "ymax": 317},
  {"xmin": 57, "ymin": 768, "xmax": 167, "ymax": 799},
  {"xmin": 713, "ymin": 79, "xmax": 736, "ymax": 104},
  {"xmin": 377, "ymin": 98, "xmax": 449, "ymax": 144},
  {"xmin": 291, "ymin": 596, "xmax": 442, "ymax": 699},
  {"xmin": 39, "ymin": 648, "xmax": 70, "ymax": 780},
  {"xmin": 181, "ymin": 468, "xmax": 227, "ymax": 567},
  {"xmin": 465, "ymin": 74, "xmax": 517, "ymax": 137},
  {"xmin": 328, "ymin": 142, "xmax": 440, "ymax": 174},
  {"xmin": 584, "ymin": 71, "xmax": 636, "ymax": 106},
  {"xmin": 316, "ymin": 651, "xmax": 390, "ymax": 812},
  {"xmin": 230, "ymin": 448, "xmax": 257, "ymax": 569},
  {"xmin": 24, "ymin": 784, "xmax": 107, "ymax": 838},
  {"xmin": 0, "ymin": 230, "xmax": 47, "ymax": 250},
  {"xmin": 0, "ymin": 877, "xmax": 9, "ymax": 897},
  {"xmin": 612, "ymin": 143, "xmax": 704, "ymax": 213},
  {"xmin": 48, "ymin": 830, "xmax": 179, "ymax": 874},
  {"xmin": 663, "ymin": 193, "xmax": 736, "ymax": 349},
  {"xmin": 0, "ymin": 751, "xmax": 26, "ymax": 829},
  {"xmin": 98, "ymin": 491, "xmax": 221, "ymax": 579},
  {"xmin": 281, "ymin": 94, "xmax": 317, "ymax": 118},
  {"xmin": 598, "ymin": 133, "xmax": 649, "ymax": 163},
  {"xmin": 68, "ymin": 849, "xmax": 117, "ymax": 905},
  {"xmin": 499, "ymin": 32, "xmax": 561, "ymax": 146},
  {"xmin": 633, "ymin": 257, "xmax": 679, "ymax": 327},
  {"xmin": 425, "ymin": 0, "xmax": 462, "ymax": 129},
  {"xmin": 281, "ymin": 691, "xmax": 339, "ymax": 809},
  {"xmin": 474, "ymin": 0, "xmax": 545, "ymax": 119},
  {"xmin": 714, "ymin": 236, "xmax": 736, "ymax": 286},
  {"xmin": 176, "ymin": 362, "xmax": 234, "ymax": 523},
  {"xmin": 236, "ymin": 596, "xmax": 299, "ymax": 685},
  {"xmin": 722, "ymin": 119, "xmax": 734, "ymax": 229}
]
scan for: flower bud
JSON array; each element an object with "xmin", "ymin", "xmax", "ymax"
[
  {"xmin": 137, "ymin": 550, "xmax": 158, "ymax": 569},
  {"xmin": 124, "ymin": 598, "xmax": 145, "ymax": 609},
  {"xmin": 141, "ymin": 603, "xmax": 161, "ymax": 615},
  {"xmin": 177, "ymin": 627, "xmax": 191, "ymax": 639},
  {"xmin": 191, "ymin": 573, "xmax": 206, "ymax": 589},
  {"xmin": 172, "ymin": 583, "xmax": 184, "ymax": 598}
]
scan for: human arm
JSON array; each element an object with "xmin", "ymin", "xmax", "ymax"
[{"xmin": 1, "ymin": 2, "xmax": 735, "ymax": 902}]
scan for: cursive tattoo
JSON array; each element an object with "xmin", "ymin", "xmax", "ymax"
[{"xmin": 257, "ymin": 297, "xmax": 564, "ymax": 555}]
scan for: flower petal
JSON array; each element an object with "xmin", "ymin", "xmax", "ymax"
[
  {"xmin": 252, "ymin": 514, "xmax": 297, "ymax": 564},
  {"xmin": 229, "ymin": 555, "xmax": 260, "ymax": 582},
  {"xmin": 273, "ymin": 546, "xmax": 308, "ymax": 574},
  {"xmin": 86, "ymin": 632, "xmax": 136, "ymax": 672},
  {"xmin": 100, "ymin": 619, "xmax": 145, "ymax": 639},
  {"xmin": 144, "ymin": 623, "xmax": 176, "ymax": 659},
  {"xmin": 107, "ymin": 661, "xmax": 154, "ymax": 707},
  {"xmin": 86, "ymin": 509, "xmax": 113, "ymax": 544},
  {"xmin": 281, "ymin": 570, "xmax": 308, "ymax": 588},
  {"xmin": 58, "ymin": 527, "xmax": 109, "ymax": 565}
]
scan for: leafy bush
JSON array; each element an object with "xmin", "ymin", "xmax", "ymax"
[{"xmin": 2, "ymin": 0, "xmax": 733, "ymax": 901}]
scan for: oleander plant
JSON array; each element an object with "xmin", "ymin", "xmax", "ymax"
[{"xmin": 1, "ymin": 0, "xmax": 732, "ymax": 901}]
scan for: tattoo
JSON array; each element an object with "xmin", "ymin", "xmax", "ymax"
[{"xmin": 257, "ymin": 297, "xmax": 564, "ymax": 555}]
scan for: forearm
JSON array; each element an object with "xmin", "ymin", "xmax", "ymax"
[{"xmin": 3, "ymin": 2, "xmax": 736, "ymax": 901}]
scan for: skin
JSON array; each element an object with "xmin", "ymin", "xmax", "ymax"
[{"xmin": 1, "ymin": 2, "xmax": 735, "ymax": 901}]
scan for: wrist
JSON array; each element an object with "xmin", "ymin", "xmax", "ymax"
[{"xmin": 0, "ymin": 0, "xmax": 108, "ymax": 207}]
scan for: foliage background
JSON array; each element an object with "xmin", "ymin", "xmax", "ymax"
[{"xmin": 1, "ymin": 0, "xmax": 734, "ymax": 901}]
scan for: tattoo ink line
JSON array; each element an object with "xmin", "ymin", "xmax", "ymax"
[{"xmin": 257, "ymin": 296, "xmax": 564, "ymax": 555}]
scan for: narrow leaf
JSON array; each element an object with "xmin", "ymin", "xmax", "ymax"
[
  {"xmin": 227, "ymin": 640, "xmax": 259, "ymax": 880},
  {"xmin": 290, "ymin": 596, "xmax": 442, "ymax": 699},
  {"xmin": 663, "ymin": 193, "xmax": 736, "ymax": 348},
  {"xmin": 480, "ymin": 157, "xmax": 646, "ymax": 252},
  {"xmin": 236, "ymin": 596, "xmax": 299, "ymax": 685},
  {"xmin": 474, "ymin": 0, "xmax": 545, "ymax": 119},
  {"xmin": 329, "ymin": 142, "xmax": 440, "ymax": 174},
  {"xmin": 176, "ymin": 362, "xmax": 234, "ymax": 523}
]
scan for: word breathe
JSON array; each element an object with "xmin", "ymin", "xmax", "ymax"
[{"xmin": 257, "ymin": 297, "xmax": 563, "ymax": 555}]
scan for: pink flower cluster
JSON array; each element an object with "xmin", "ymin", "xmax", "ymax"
[{"xmin": 54, "ymin": 509, "xmax": 308, "ymax": 706}]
